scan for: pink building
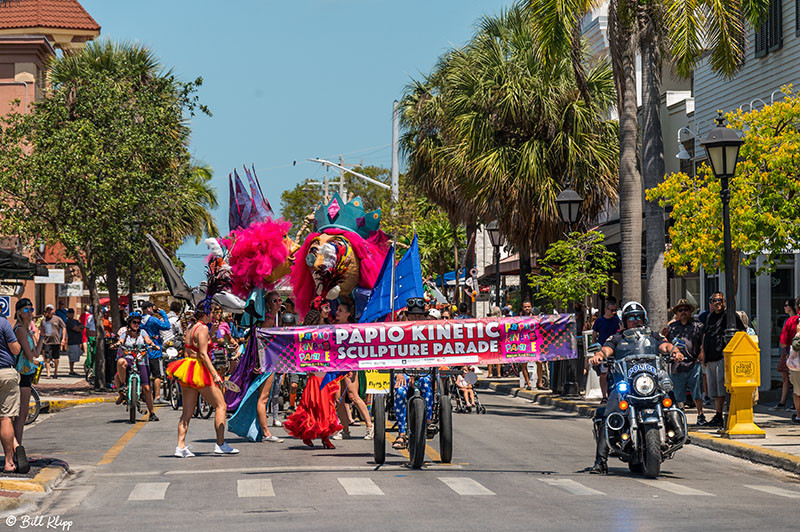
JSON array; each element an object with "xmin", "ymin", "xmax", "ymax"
[{"xmin": 0, "ymin": 0, "xmax": 100, "ymax": 314}]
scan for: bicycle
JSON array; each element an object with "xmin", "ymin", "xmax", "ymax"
[
  {"xmin": 25, "ymin": 386, "xmax": 41, "ymax": 425},
  {"xmin": 121, "ymin": 348, "xmax": 148, "ymax": 423}
]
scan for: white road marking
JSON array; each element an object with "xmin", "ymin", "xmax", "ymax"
[
  {"xmin": 338, "ymin": 478, "xmax": 384, "ymax": 496},
  {"xmin": 237, "ymin": 479, "xmax": 275, "ymax": 498},
  {"xmin": 540, "ymin": 478, "xmax": 605, "ymax": 496},
  {"xmin": 439, "ymin": 477, "xmax": 495, "ymax": 495},
  {"xmin": 637, "ymin": 480, "xmax": 715, "ymax": 496},
  {"xmin": 127, "ymin": 482, "xmax": 169, "ymax": 501},
  {"xmin": 745, "ymin": 485, "xmax": 800, "ymax": 498},
  {"xmin": 92, "ymin": 463, "xmax": 463, "ymax": 477}
]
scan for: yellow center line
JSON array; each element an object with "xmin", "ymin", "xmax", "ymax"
[
  {"xmin": 424, "ymin": 443, "xmax": 443, "ymax": 463},
  {"xmin": 98, "ymin": 407, "xmax": 161, "ymax": 465}
]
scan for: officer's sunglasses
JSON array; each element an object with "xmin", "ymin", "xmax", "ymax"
[
  {"xmin": 710, "ymin": 298, "xmax": 724, "ymax": 303},
  {"xmin": 627, "ymin": 314, "xmax": 645, "ymax": 322}
]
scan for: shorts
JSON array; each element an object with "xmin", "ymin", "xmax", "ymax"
[
  {"xmin": 789, "ymin": 370, "xmax": 800, "ymax": 396},
  {"xmin": 120, "ymin": 355, "xmax": 150, "ymax": 385},
  {"xmin": 148, "ymin": 358, "xmax": 164, "ymax": 380},
  {"xmin": 706, "ymin": 359, "xmax": 726, "ymax": 398},
  {"xmin": 44, "ymin": 344, "xmax": 61, "ymax": 359},
  {"xmin": 0, "ymin": 368, "xmax": 20, "ymax": 417},
  {"xmin": 19, "ymin": 373, "xmax": 33, "ymax": 388},
  {"xmin": 671, "ymin": 363, "xmax": 703, "ymax": 404},
  {"xmin": 67, "ymin": 344, "xmax": 82, "ymax": 363}
]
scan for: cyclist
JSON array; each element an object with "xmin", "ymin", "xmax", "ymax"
[
  {"xmin": 392, "ymin": 298, "xmax": 434, "ymax": 450},
  {"xmin": 140, "ymin": 301, "xmax": 171, "ymax": 405},
  {"xmin": 111, "ymin": 312, "xmax": 159, "ymax": 422}
]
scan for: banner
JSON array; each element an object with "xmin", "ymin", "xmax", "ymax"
[{"xmin": 258, "ymin": 315, "xmax": 576, "ymax": 373}]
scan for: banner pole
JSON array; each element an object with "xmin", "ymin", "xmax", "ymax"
[{"xmin": 389, "ymin": 241, "xmax": 397, "ymax": 321}]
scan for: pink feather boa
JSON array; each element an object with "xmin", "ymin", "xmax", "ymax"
[
  {"xmin": 223, "ymin": 218, "xmax": 293, "ymax": 298},
  {"xmin": 291, "ymin": 228, "xmax": 389, "ymax": 316}
]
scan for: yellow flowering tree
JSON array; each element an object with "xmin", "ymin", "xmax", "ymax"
[{"xmin": 647, "ymin": 86, "xmax": 800, "ymax": 278}]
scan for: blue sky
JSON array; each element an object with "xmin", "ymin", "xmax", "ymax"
[{"xmin": 79, "ymin": 0, "xmax": 511, "ymax": 285}]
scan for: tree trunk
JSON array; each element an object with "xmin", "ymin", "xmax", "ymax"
[
  {"xmin": 86, "ymin": 271, "xmax": 106, "ymax": 390},
  {"xmin": 107, "ymin": 258, "xmax": 121, "ymax": 330},
  {"xmin": 609, "ymin": 0, "xmax": 642, "ymax": 305},
  {"xmin": 519, "ymin": 241, "xmax": 532, "ymax": 304},
  {"xmin": 453, "ymin": 226, "xmax": 460, "ymax": 305},
  {"xmin": 640, "ymin": 21, "xmax": 668, "ymax": 332}
]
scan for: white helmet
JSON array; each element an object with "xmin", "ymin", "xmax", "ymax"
[{"xmin": 621, "ymin": 301, "xmax": 648, "ymax": 326}]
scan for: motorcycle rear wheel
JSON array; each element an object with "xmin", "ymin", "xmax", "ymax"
[{"xmin": 642, "ymin": 426, "xmax": 662, "ymax": 478}]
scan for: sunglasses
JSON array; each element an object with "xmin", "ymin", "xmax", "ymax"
[
  {"xmin": 627, "ymin": 314, "xmax": 645, "ymax": 321},
  {"xmin": 271, "ymin": 299, "xmax": 282, "ymax": 304},
  {"xmin": 711, "ymin": 298, "xmax": 724, "ymax": 303},
  {"xmin": 20, "ymin": 307, "xmax": 33, "ymax": 314},
  {"xmin": 676, "ymin": 308, "xmax": 690, "ymax": 313}
]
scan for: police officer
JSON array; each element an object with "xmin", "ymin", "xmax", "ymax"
[{"xmin": 587, "ymin": 301, "xmax": 683, "ymax": 474}]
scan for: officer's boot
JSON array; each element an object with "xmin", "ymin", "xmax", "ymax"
[
  {"xmin": 590, "ymin": 418, "xmax": 608, "ymax": 474},
  {"xmin": 665, "ymin": 409, "xmax": 685, "ymax": 442}
]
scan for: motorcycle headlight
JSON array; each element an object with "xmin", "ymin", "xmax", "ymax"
[{"xmin": 633, "ymin": 373, "xmax": 656, "ymax": 396}]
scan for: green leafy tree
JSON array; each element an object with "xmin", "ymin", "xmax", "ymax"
[
  {"xmin": 529, "ymin": 231, "xmax": 617, "ymax": 312},
  {"xmin": 647, "ymin": 88, "xmax": 800, "ymax": 282},
  {"xmin": 0, "ymin": 41, "xmax": 206, "ymax": 387}
]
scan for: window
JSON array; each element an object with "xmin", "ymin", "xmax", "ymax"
[{"xmin": 755, "ymin": 0, "xmax": 783, "ymax": 57}]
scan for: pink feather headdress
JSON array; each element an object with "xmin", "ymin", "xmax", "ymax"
[{"xmin": 223, "ymin": 218, "xmax": 293, "ymax": 298}]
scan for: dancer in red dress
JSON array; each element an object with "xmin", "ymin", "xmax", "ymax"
[{"xmin": 283, "ymin": 371, "xmax": 343, "ymax": 449}]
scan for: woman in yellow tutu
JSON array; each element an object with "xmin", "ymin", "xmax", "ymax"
[{"xmin": 167, "ymin": 305, "xmax": 239, "ymax": 457}]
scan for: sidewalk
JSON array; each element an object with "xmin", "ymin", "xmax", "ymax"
[
  {"xmin": 478, "ymin": 378, "xmax": 800, "ymax": 475},
  {"xmin": 35, "ymin": 356, "xmax": 116, "ymax": 411}
]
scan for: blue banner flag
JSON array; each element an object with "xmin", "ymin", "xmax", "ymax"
[{"xmin": 360, "ymin": 234, "xmax": 424, "ymax": 323}]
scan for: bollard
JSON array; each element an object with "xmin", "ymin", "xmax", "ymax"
[{"xmin": 723, "ymin": 332, "xmax": 766, "ymax": 438}]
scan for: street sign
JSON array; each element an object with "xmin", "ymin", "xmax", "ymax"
[
  {"xmin": 0, "ymin": 296, "xmax": 9, "ymax": 318},
  {"xmin": 58, "ymin": 282, "xmax": 83, "ymax": 297}
]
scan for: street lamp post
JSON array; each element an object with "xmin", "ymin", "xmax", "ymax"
[
  {"xmin": 700, "ymin": 113, "xmax": 744, "ymax": 342},
  {"xmin": 486, "ymin": 220, "xmax": 505, "ymax": 308},
  {"xmin": 555, "ymin": 187, "xmax": 583, "ymax": 396}
]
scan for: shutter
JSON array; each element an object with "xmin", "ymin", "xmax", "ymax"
[
  {"xmin": 797, "ymin": 0, "xmax": 800, "ymax": 34},
  {"xmin": 768, "ymin": 0, "xmax": 783, "ymax": 52},
  {"xmin": 755, "ymin": 20, "xmax": 767, "ymax": 57}
]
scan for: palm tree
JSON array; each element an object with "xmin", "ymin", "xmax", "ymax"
[
  {"xmin": 402, "ymin": 6, "xmax": 619, "ymax": 301},
  {"xmin": 170, "ymin": 163, "xmax": 219, "ymax": 243},
  {"xmin": 528, "ymin": 0, "xmax": 769, "ymax": 328}
]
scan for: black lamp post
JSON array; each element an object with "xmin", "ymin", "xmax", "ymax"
[
  {"xmin": 486, "ymin": 220, "xmax": 505, "ymax": 308},
  {"xmin": 700, "ymin": 113, "xmax": 744, "ymax": 342},
  {"xmin": 555, "ymin": 188, "xmax": 583, "ymax": 225},
  {"xmin": 554, "ymin": 187, "xmax": 583, "ymax": 396}
]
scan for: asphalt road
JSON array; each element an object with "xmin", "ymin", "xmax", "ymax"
[{"xmin": 17, "ymin": 389, "xmax": 800, "ymax": 532}]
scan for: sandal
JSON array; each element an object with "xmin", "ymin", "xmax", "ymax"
[
  {"xmin": 349, "ymin": 421, "xmax": 362, "ymax": 427},
  {"xmin": 15, "ymin": 445, "xmax": 29, "ymax": 475},
  {"xmin": 392, "ymin": 435, "xmax": 408, "ymax": 450}
]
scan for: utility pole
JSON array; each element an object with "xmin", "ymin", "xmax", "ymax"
[
  {"xmin": 391, "ymin": 100, "xmax": 400, "ymax": 204},
  {"xmin": 339, "ymin": 154, "xmax": 346, "ymax": 198}
]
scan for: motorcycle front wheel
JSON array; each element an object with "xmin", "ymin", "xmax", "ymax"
[{"xmin": 642, "ymin": 426, "xmax": 662, "ymax": 478}]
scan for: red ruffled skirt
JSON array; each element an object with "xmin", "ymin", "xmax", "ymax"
[
  {"xmin": 284, "ymin": 375, "xmax": 343, "ymax": 441},
  {"xmin": 166, "ymin": 357, "xmax": 213, "ymax": 389}
]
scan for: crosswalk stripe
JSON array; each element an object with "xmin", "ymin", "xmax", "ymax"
[
  {"xmin": 439, "ymin": 477, "xmax": 495, "ymax": 495},
  {"xmin": 237, "ymin": 479, "xmax": 275, "ymax": 498},
  {"xmin": 540, "ymin": 478, "xmax": 605, "ymax": 496},
  {"xmin": 744, "ymin": 485, "xmax": 800, "ymax": 498},
  {"xmin": 338, "ymin": 478, "xmax": 384, "ymax": 496},
  {"xmin": 637, "ymin": 480, "xmax": 714, "ymax": 496},
  {"xmin": 128, "ymin": 482, "xmax": 169, "ymax": 501}
]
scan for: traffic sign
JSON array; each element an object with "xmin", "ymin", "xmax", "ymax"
[{"xmin": 0, "ymin": 296, "xmax": 9, "ymax": 318}]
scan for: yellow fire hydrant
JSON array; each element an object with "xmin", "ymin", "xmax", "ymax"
[{"xmin": 723, "ymin": 332, "xmax": 766, "ymax": 438}]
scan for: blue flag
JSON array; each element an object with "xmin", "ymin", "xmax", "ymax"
[{"xmin": 360, "ymin": 234, "xmax": 424, "ymax": 323}]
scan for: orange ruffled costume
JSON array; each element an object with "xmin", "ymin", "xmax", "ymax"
[{"xmin": 166, "ymin": 358, "xmax": 213, "ymax": 389}]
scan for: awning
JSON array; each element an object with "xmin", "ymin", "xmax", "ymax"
[
  {"xmin": 0, "ymin": 249, "xmax": 48, "ymax": 280},
  {"xmin": 433, "ymin": 269, "xmax": 467, "ymax": 287},
  {"xmin": 479, "ymin": 254, "xmax": 537, "ymax": 283}
]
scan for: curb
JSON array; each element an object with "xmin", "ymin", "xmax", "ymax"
[
  {"xmin": 478, "ymin": 380, "xmax": 800, "ymax": 477},
  {"xmin": 42, "ymin": 397, "xmax": 116, "ymax": 414},
  {"xmin": 0, "ymin": 460, "xmax": 69, "ymax": 493}
]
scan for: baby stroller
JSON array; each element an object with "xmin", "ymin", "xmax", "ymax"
[{"xmin": 449, "ymin": 368, "xmax": 486, "ymax": 414}]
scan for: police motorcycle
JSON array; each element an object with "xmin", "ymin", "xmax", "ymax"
[{"xmin": 589, "ymin": 303, "xmax": 688, "ymax": 478}]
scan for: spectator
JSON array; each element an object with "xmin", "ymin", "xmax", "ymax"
[
  {"xmin": 666, "ymin": 299, "xmax": 707, "ymax": 425},
  {"xmin": 592, "ymin": 296, "xmax": 621, "ymax": 402},
  {"xmin": 502, "ymin": 305, "xmax": 514, "ymax": 317},
  {"xmin": 64, "ymin": 308, "xmax": 84, "ymax": 376},
  {"xmin": 701, "ymin": 292, "xmax": 745, "ymax": 427},
  {"xmin": 457, "ymin": 366, "xmax": 476, "ymax": 407},
  {"xmin": 102, "ymin": 307, "xmax": 113, "ymax": 337},
  {"xmin": 141, "ymin": 301, "xmax": 170, "ymax": 404},
  {"xmin": 775, "ymin": 297, "xmax": 798, "ymax": 411},
  {"xmin": 85, "ymin": 307, "xmax": 97, "ymax": 374},
  {"xmin": 160, "ymin": 301, "xmax": 184, "ymax": 346},
  {"xmin": 54, "ymin": 301, "xmax": 68, "ymax": 323},
  {"xmin": 40, "ymin": 304, "xmax": 66, "ymax": 379},
  {"xmin": 0, "ymin": 313, "xmax": 27, "ymax": 474},
  {"xmin": 787, "ymin": 329, "xmax": 800, "ymax": 423},
  {"xmin": 13, "ymin": 298, "xmax": 42, "ymax": 448},
  {"xmin": 518, "ymin": 300, "xmax": 536, "ymax": 390}
]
